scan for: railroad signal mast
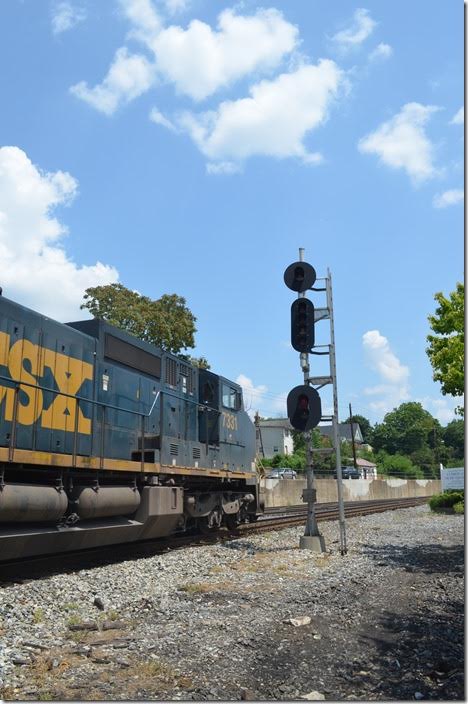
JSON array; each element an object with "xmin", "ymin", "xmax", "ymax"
[{"xmin": 284, "ymin": 249, "xmax": 347, "ymax": 555}]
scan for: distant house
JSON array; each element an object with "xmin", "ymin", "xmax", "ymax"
[
  {"xmin": 318, "ymin": 422, "xmax": 363, "ymax": 445},
  {"xmin": 256, "ymin": 418, "xmax": 294, "ymax": 458},
  {"xmin": 356, "ymin": 457, "xmax": 378, "ymax": 479},
  {"xmin": 256, "ymin": 418, "xmax": 366, "ymax": 461}
]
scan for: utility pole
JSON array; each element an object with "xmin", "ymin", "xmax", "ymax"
[{"xmin": 349, "ymin": 403, "xmax": 358, "ymax": 473}]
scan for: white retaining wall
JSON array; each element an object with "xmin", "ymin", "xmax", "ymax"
[{"xmin": 264, "ymin": 477, "xmax": 442, "ymax": 507}]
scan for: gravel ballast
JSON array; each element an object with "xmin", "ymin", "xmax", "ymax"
[{"xmin": 0, "ymin": 504, "xmax": 464, "ymax": 701}]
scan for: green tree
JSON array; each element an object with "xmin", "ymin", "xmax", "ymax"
[
  {"xmin": 372, "ymin": 402, "xmax": 439, "ymax": 456},
  {"xmin": 442, "ymin": 419, "xmax": 465, "ymax": 460},
  {"xmin": 427, "ymin": 282, "xmax": 464, "ymax": 415},
  {"xmin": 81, "ymin": 283, "xmax": 198, "ymax": 355}
]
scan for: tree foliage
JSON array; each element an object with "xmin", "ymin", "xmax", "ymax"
[
  {"xmin": 375, "ymin": 451, "xmax": 423, "ymax": 478},
  {"xmin": 81, "ymin": 283, "xmax": 198, "ymax": 355},
  {"xmin": 427, "ymin": 282, "xmax": 464, "ymax": 413},
  {"xmin": 442, "ymin": 419, "xmax": 464, "ymax": 459},
  {"xmin": 372, "ymin": 402, "xmax": 439, "ymax": 456}
]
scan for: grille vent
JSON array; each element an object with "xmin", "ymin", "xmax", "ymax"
[
  {"xmin": 170, "ymin": 443, "xmax": 179, "ymax": 456},
  {"xmin": 180, "ymin": 364, "xmax": 194, "ymax": 394},
  {"xmin": 192, "ymin": 447, "xmax": 201, "ymax": 459},
  {"xmin": 165, "ymin": 358, "xmax": 177, "ymax": 387}
]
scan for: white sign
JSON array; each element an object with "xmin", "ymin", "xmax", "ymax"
[{"xmin": 440, "ymin": 467, "xmax": 464, "ymax": 491}]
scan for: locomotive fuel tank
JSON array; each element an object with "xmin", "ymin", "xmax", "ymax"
[
  {"xmin": 70, "ymin": 485, "xmax": 141, "ymax": 520},
  {"xmin": 0, "ymin": 484, "xmax": 68, "ymax": 522}
]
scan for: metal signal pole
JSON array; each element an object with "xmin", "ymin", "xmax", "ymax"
[{"xmin": 298, "ymin": 248, "xmax": 325, "ymax": 552}]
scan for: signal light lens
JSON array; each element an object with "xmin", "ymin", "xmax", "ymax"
[{"xmin": 286, "ymin": 385, "xmax": 322, "ymax": 431}]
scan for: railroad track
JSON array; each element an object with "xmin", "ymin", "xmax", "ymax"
[
  {"xmin": 253, "ymin": 496, "xmax": 429, "ymax": 532},
  {"xmin": 0, "ymin": 497, "xmax": 429, "ymax": 583}
]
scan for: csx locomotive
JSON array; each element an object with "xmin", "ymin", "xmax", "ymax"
[{"xmin": 0, "ymin": 295, "xmax": 262, "ymax": 560}]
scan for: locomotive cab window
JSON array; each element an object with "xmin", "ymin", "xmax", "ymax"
[{"xmin": 222, "ymin": 384, "xmax": 240, "ymax": 410}]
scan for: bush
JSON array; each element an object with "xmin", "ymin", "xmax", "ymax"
[
  {"xmin": 429, "ymin": 489, "xmax": 464, "ymax": 511},
  {"xmin": 453, "ymin": 501, "xmax": 464, "ymax": 514},
  {"xmin": 376, "ymin": 451, "xmax": 423, "ymax": 478}
]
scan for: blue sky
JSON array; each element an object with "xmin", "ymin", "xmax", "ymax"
[{"xmin": 0, "ymin": 0, "xmax": 463, "ymax": 425}]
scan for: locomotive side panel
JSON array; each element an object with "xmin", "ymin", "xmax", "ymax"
[{"xmin": 0, "ymin": 297, "xmax": 96, "ymax": 457}]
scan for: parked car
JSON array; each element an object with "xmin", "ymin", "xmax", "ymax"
[
  {"xmin": 267, "ymin": 468, "xmax": 297, "ymax": 480},
  {"xmin": 334, "ymin": 466, "xmax": 360, "ymax": 479}
]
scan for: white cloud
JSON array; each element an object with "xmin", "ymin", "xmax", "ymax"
[
  {"xmin": 358, "ymin": 102, "xmax": 440, "ymax": 184},
  {"xmin": 331, "ymin": 8, "xmax": 376, "ymax": 49},
  {"xmin": 74, "ymin": 4, "xmax": 298, "ymax": 111},
  {"xmin": 0, "ymin": 147, "xmax": 118, "ymax": 321},
  {"xmin": 163, "ymin": 0, "xmax": 190, "ymax": 15},
  {"xmin": 51, "ymin": 1, "xmax": 86, "ymax": 35},
  {"xmin": 178, "ymin": 60, "xmax": 343, "ymax": 169},
  {"xmin": 363, "ymin": 330, "xmax": 409, "ymax": 384},
  {"xmin": 417, "ymin": 396, "xmax": 463, "ymax": 425},
  {"xmin": 206, "ymin": 161, "xmax": 241, "ymax": 175},
  {"xmin": 450, "ymin": 107, "xmax": 464, "ymax": 125},
  {"xmin": 433, "ymin": 189, "xmax": 464, "ymax": 209},
  {"xmin": 149, "ymin": 8, "xmax": 299, "ymax": 101},
  {"xmin": 70, "ymin": 47, "xmax": 156, "ymax": 115},
  {"xmin": 236, "ymin": 374, "xmax": 288, "ymax": 419},
  {"xmin": 362, "ymin": 330, "xmax": 410, "ymax": 415},
  {"xmin": 120, "ymin": 0, "xmax": 162, "ymax": 44},
  {"xmin": 149, "ymin": 107, "xmax": 177, "ymax": 131},
  {"xmin": 369, "ymin": 42, "xmax": 393, "ymax": 61},
  {"xmin": 236, "ymin": 374, "xmax": 268, "ymax": 417}
]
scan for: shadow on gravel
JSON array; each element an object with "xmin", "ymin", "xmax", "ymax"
[
  {"xmin": 348, "ymin": 598, "xmax": 465, "ymax": 701},
  {"xmin": 221, "ymin": 539, "xmax": 295, "ymax": 554},
  {"xmin": 363, "ymin": 542, "xmax": 464, "ymax": 575}
]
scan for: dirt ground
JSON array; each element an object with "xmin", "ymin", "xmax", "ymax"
[{"xmin": 0, "ymin": 506, "xmax": 464, "ymax": 701}]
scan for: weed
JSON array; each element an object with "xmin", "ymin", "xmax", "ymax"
[
  {"xmin": 33, "ymin": 607, "xmax": 45, "ymax": 624},
  {"xmin": 130, "ymin": 659, "xmax": 175, "ymax": 680},
  {"xmin": 66, "ymin": 613, "xmax": 81, "ymax": 627}
]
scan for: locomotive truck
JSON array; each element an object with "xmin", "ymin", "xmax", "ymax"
[{"xmin": 0, "ymin": 295, "xmax": 263, "ymax": 560}]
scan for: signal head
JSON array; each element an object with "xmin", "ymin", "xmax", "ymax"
[
  {"xmin": 284, "ymin": 261, "xmax": 317, "ymax": 292},
  {"xmin": 287, "ymin": 385, "xmax": 322, "ymax": 432}
]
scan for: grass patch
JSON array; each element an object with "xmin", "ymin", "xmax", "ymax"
[
  {"xmin": 66, "ymin": 613, "xmax": 82, "ymax": 627},
  {"xmin": 33, "ymin": 608, "xmax": 45, "ymax": 624}
]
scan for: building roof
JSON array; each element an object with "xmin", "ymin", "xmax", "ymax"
[
  {"xmin": 258, "ymin": 418, "xmax": 293, "ymax": 430},
  {"xmin": 356, "ymin": 458, "xmax": 377, "ymax": 468}
]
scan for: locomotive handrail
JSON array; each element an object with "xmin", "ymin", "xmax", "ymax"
[
  {"xmin": 1, "ymin": 373, "xmax": 229, "ymax": 468},
  {"xmin": 0, "ymin": 373, "xmax": 160, "ymax": 418},
  {"xmin": 0, "ymin": 374, "xmax": 221, "ymax": 414},
  {"xmin": 0, "ymin": 373, "xmax": 162, "ymax": 469}
]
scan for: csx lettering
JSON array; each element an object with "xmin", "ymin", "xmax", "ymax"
[
  {"xmin": 0, "ymin": 333, "xmax": 93, "ymax": 434},
  {"xmin": 222, "ymin": 412, "xmax": 238, "ymax": 431}
]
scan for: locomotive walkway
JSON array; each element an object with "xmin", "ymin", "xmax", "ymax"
[{"xmin": 0, "ymin": 503, "xmax": 464, "ymax": 701}]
